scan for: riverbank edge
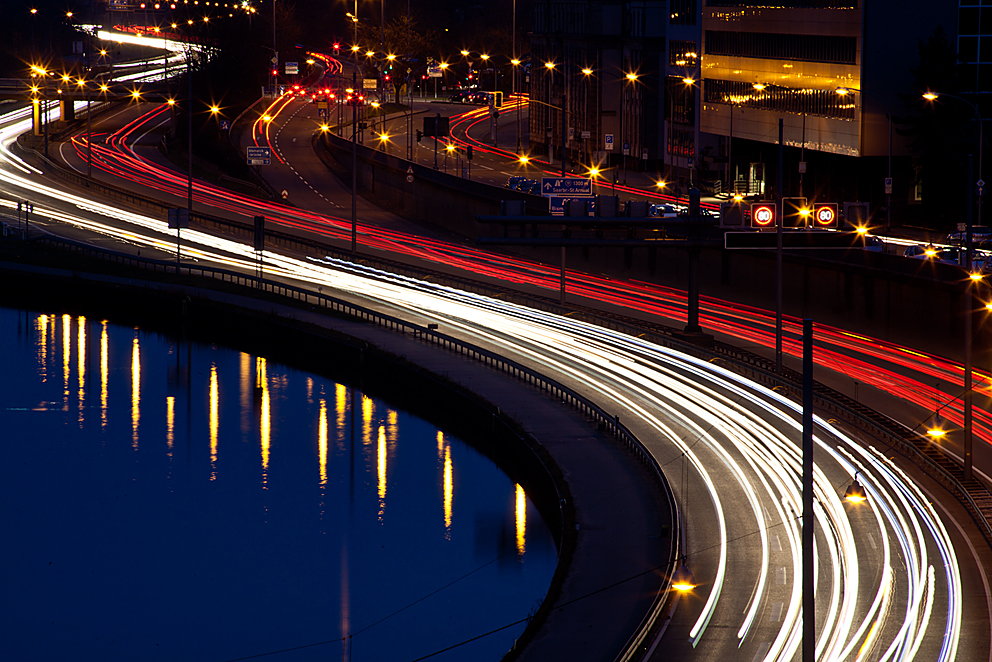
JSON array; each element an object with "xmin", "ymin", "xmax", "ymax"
[{"xmin": 0, "ymin": 241, "xmax": 672, "ymax": 661}]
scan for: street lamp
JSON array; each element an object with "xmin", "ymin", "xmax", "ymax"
[
  {"xmin": 923, "ymin": 90, "xmax": 984, "ymax": 482},
  {"xmin": 622, "ymin": 71, "xmax": 638, "ymax": 183},
  {"xmin": 837, "ymin": 87, "xmax": 892, "ymax": 234}
]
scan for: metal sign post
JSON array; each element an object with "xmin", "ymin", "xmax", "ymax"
[{"xmin": 168, "ymin": 207, "xmax": 190, "ymax": 268}]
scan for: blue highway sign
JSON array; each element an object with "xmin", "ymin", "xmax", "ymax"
[
  {"xmin": 541, "ymin": 177, "xmax": 592, "ymax": 197},
  {"xmin": 247, "ymin": 146, "xmax": 271, "ymax": 165}
]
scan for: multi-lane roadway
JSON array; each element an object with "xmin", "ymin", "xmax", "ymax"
[{"xmin": 0, "ymin": 50, "xmax": 990, "ymax": 662}]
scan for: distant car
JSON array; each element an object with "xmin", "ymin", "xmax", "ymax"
[
  {"xmin": 504, "ymin": 176, "xmax": 527, "ymax": 190},
  {"xmin": 904, "ymin": 245, "xmax": 928, "ymax": 258},
  {"xmin": 448, "ymin": 90, "xmax": 474, "ymax": 103},
  {"xmin": 910, "ymin": 245, "xmax": 960, "ymax": 264},
  {"xmin": 946, "ymin": 225, "xmax": 992, "ymax": 244},
  {"xmin": 862, "ymin": 235, "xmax": 884, "ymax": 252},
  {"xmin": 649, "ymin": 204, "xmax": 678, "ymax": 218},
  {"xmin": 517, "ymin": 179, "xmax": 541, "ymax": 195}
]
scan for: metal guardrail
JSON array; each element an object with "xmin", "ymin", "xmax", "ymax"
[{"xmin": 31, "ymin": 234, "xmax": 681, "ymax": 662}]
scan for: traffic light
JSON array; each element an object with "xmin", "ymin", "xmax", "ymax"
[
  {"xmin": 333, "ymin": 43, "xmax": 340, "ymax": 52},
  {"xmin": 812, "ymin": 203, "xmax": 839, "ymax": 228},
  {"xmin": 416, "ymin": 129, "xmax": 423, "ymax": 143},
  {"xmin": 749, "ymin": 202, "xmax": 777, "ymax": 229},
  {"xmin": 492, "ymin": 110, "xmax": 499, "ymax": 119},
  {"xmin": 782, "ymin": 197, "xmax": 810, "ymax": 228}
]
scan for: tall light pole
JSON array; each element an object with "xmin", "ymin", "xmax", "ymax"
[
  {"xmin": 924, "ymin": 90, "xmax": 983, "ymax": 482},
  {"xmin": 837, "ymin": 87, "xmax": 891, "ymax": 234},
  {"xmin": 544, "ymin": 60, "xmax": 555, "ymax": 163},
  {"xmin": 512, "ymin": 58, "xmax": 522, "ymax": 153},
  {"xmin": 622, "ymin": 71, "xmax": 638, "ymax": 184}
]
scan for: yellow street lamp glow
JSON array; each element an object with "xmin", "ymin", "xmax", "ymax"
[
  {"xmin": 61, "ymin": 74, "xmax": 71, "ymax": 83},
  {"xmin": 923, "ymin": 92, "xmax": 938, "ymax": 101},
  {"xmin": 511, "ymin": 59, "xmax": 521, "ymax": 66},
  {"xmin": 130, "ymin": 90, "xmax": 141, "ymax": 99},
  {"xmin": 460, "ymin": 50, "xmax": 469, "ymax": 56},
  {"xmin": 262, "ymin": 115, "xmax": 272, "ymax": 122},
  {"xmin": 733, "ymin": 193, "xmax": 744, "ymax": 202},
  {"xmin": 519, "ymin": 155, "xmax": 530, "ymax": 164},
  {"xmin": 203, "ymin": 16, "xmax": 209, "ymax": 21},
  {"xmin": 835, "ymin": 87, "xmax": 850, "ymax": 96},
  {"xmin": 844, "ymin": 480, "xmax": 868, "ymax": 504},
  {"xmin": 100, "ymin": 49, "xmax": 108, "ymax": 56},
  {"xmin": 66, "ymin": 11, "xmax": 73, "ymax": 17},
  {"xmin": 387, "ymin": 54, "xmax": 396, "ymax": 61},
  {"xmin": 351, "ymin": 45, "xmax": 360, "ymax": 52},
  {"xmin": 366, "ymin": 50, "xmax": 374, "ymax": 57},
  {"xmin": 927, "ymin": 425, "xmax": 946, "ymax": 439},
  {"xmin": 656, "ymin": 180, "xmax": 667, "ymax": 188},
  {"xmin": 209, "ymin": 105, "xmax": 220, "ymax": 113},
  {"xmin": 986, "ymin": 301, "xmax": 992, "ymax": 312},
  {"xmin": 30, "ymin": 86, "xmax": 39, "ymax": 93},
  {"xmin": 167, "ymin": 98, "xmax": 176, "ymax": 105},
  {"xmin": 306, "ymin": 58, "xmax": 315, "ymax": 64},
  {"xmin": 445, "ymin": 143, "xmax": 456, "ymax": 152},
  {"xmin": 582, "ymin": 67, "xmax": 593, "ymax": 75},
  {"xmin": 626, "ymin": 72, "xmax": 638, "ymax": 81},
  {"xmin": 99, "ymin": 84, "xmax": 109, "ymax": 92},
  {"xmin": 544, "ymin": 61, "xmax": 555, "ymax": 70},
  {"xmin": 319, "ymin": 124, "xmax": 329, "ymax": 132},
  {"xmin": 924, "ymin": 246, "xmax": 938, "ymax": 258},
  {"xmin": 440, "ymin": 62, "xmax": 449, "ymax": 69},
  {"xmin": 371, "ymin": 101, "xmax": 380, "ymax": 108},
  {"xmin": 800, "ymin": 208, "xmax": 811, "ymax": 217},
  {"xmin": 588, "ymin": 167, "xmax": 601, "ymax": 178},
  {"xmin": 683, "ymin": 77, "xmax": 695, "ymax": 85},
  {"xmin": 671, "ymin": 562, "xmax": 695, "ymax": 592},
  {"xmin": 481, "ymin": 54, "xmax": 490, "ymax": 60},
  {"xmin": 855, "ymin": 226, "xmax": 869, "ymax": 236},
  {"xmin": 970, "ymin": 271, "xmax": 984, "ymax": 282},
  {"xmin": 31, "ymin": 8, "xmax": 38, "ymax": 14},
  {"xmin": 753, "ymin": 83, "xmax": 766, "ymax": 91}
]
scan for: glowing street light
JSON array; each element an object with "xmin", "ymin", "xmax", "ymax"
[{"xmin": 671, "ymin": 559, "xmax": 695, "ymax": 592}]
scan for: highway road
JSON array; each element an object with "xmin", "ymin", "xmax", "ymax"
[{"xmin": 0, "ymin": 93, "xmax": 990, "ymax": 661}]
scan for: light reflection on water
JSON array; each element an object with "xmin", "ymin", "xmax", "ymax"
[{"xmin": 1, "ymin": 308, "xmax": 557, "ymax": 661}]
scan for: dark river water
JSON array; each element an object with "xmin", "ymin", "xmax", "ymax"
[{"xmin": 0, "ymin": 308, "xmax": 557, "ymax": 661}]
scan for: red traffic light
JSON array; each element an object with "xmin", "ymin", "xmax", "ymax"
[
  {"xmin": 813, "ymin": 203, "xmax": 839, "ymax": 228},
  {"xmin": 749, "ymin": 202, "xmax": 777, "ymax": 228},
  {"xmin": 333, "ymin": 43, "xmax": 340, "ymax": 50}
]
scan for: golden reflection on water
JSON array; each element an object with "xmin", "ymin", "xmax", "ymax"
[
  {"xmin": 166, "ymin": 395, "xmax": 175, "ymax": 453},
  {"xmin": 209, "ymin": 364, "xmax": 219, "ymax": 480},
  {"xmin": 131, "ymin": 335, "xmax": 140, "ymax": 449},
  {"xmin": 100, "ymin": 322, "xmax": 108, "ymax": 428},
  {"xmin": 239, "ymin": 352, "xmax": 252, "ymax": 437},
  {"xmin": 515, "ymin": 484, "xmax": 526, "ymax": 556},
  {"xmin": 77, "ymin": 316, "xmax": 86, "ymax": 425},
  {"xmin": 443, "ymin": 444, "xmax": 453, "ymax": 538},
  {"xmin": 362, "ymin": 395, "xmax": 374, "ymax": 446},
  {"xmin": 436, "ymin": 431, "xmax": 444, "ymax": 461},
  {"xmin": 258, "ymin": 357, "xmax": 270, "ymax": 487},
  {"xmin": 37, "ymin": 314, "xmax": 48, "ymax": 382},
  {"xmin": 377, "ymin": 424, "xmax": 387, "ymax": 507},
  {"xmin": 62, "ymin": 314, "xmax": 71, "ymax": 407},
  {"xmin": 318, "ymin": 398, "xmax": 328, "ymax": 487},
  {"xmin": 335, "ymin": 384, "xmax": 347, "ymax": 450}
]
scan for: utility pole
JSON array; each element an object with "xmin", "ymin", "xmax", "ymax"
[
  {"xmin": 776, "ymin": 118, "xmax": 784, "ymax": 373},
  {"xmin": 352, "ymin": 68, "xmax": 358, "ymax": 253}
]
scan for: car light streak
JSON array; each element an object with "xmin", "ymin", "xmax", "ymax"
[{"xmin": 0, "ymin": 185, "xmax": 964, "ymax": 659}]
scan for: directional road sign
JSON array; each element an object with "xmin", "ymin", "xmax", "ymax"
[
  {"xmin": 285, "ymin": 62, "xmax": 298, "ymax": 75},
  {"xmin": 247, "ymin": 146, "xmax": 271, "ymax": 165},
  {"xmin": 541, "ymin": 177, "xmax": 592, "ymax": 197}
]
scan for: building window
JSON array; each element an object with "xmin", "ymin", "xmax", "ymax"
[
  {"xmin": 667, "ymin": 76, "xmax": 695, "ymax": 125},
  {"xmin": 706, "ymin": 0, "xmax": 856, "ymax": 7},
  {"xmin": 670, "ymin": 40, "xmax": 699, "ymax": 66},
  {"xmin": 705, "ymin": 79, "xmax": 856, "ymax": 120},
  {"xmin": 705, "ymin": 30, "xmax": 857, "ymax": 64},
  {"xmin": 670, "ymin": 0, "xmax": 697, "ymax": 25}
]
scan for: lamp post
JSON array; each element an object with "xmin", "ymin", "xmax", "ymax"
[
  {"xmin": 512, "ymin": 58, "xmax": 522, "ymax": 153},
  {"xmin": 544, "ymin": 60, "xmax": 555, "ymax": 164},
  {"xmin": 622, "ymin": 71, "xmax": 638, "ymax": 184},
  {"xmin": 837, "ymin": 87, "xmax": 892, "ymax": 234},
  {"xmin": 924, "ymin": 90, "xmax": 984, "ymax": 482}
]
